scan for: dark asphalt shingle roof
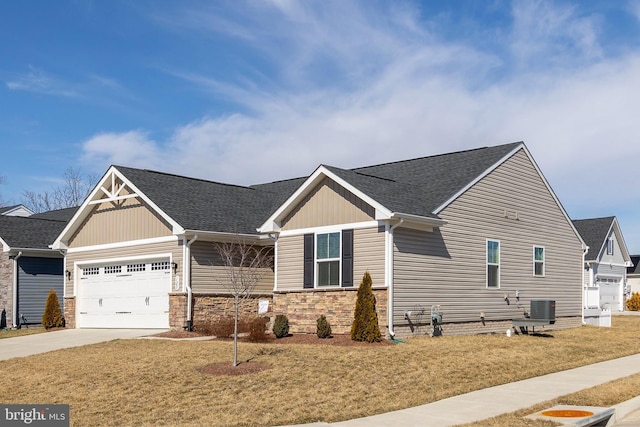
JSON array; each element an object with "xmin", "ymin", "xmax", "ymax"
[
  {"xmin": 115, "ymin": 142, "xmax": 523, "ymax": 234},
  {"xmin": 572, "ymin": 217, "xmax": 615, "ymax": 260},
  {"xmin": 329, "ymin": 142, "xmax": 522, "ymax": 218},
  {"xmin": 116, "ymin": 167, "xmax": 293, "ymax": 235},
  {"xmin": 0, "ymin": 215, "xmax": 68, "ymax": 249},
  {"xmin": 31, "ymin": 207, "xmax": 78, "ymax": 221},
  {"xmin": 629, "ymin": 255, "xmax": 640, "ymax": 275}
]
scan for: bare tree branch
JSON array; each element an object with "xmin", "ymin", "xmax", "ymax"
[
  {"xmin": 214, "ymin": 239, "xmax": 274, "ymax": 367},
  {"xmin": 21, "ymin": 167, "xmax": 96, "ymax": 213}
]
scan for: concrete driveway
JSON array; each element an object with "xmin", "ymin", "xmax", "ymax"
[{"xmin": 0, "ymin": 329, "xmax": 164, "ymax": 361}]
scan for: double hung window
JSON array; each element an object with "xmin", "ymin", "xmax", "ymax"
[
  {"xmin": 316, "ymin": 232, "xmax": 340, "ymax": 287},
  {"xmin": 487, "ymin": 240, "xmax": 500, "ymax": 288},
  {"xmin": 534, "ymin": 246, "xmax": 545, "ymax": 276}
]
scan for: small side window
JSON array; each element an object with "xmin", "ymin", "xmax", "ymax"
[
  {"xmin": 487, "ymin": 240, "xmax": 500, "ymax": 288},
  {"xmin": 534, "ymin": 246, "xmax": 545, "ymax": 276}
]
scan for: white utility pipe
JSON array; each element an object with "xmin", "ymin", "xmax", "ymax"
[
  {"xmin": 386, "ymin": 219, "xmax": 404, "ymax": 339},
  {"xmin": 12, "ymin": 251, "xmax": 22, "ymax": 328},
  {"xmin": 185, "ymin": 235, "xmax": 198, "ymax": 330}
]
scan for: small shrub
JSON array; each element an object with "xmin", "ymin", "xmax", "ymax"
[
  {"xmin": 316, "ymin": 315, "xmax": 332, "ymax": 338},
  {"xmin": 627, "ymin": 292, "xmax": 640, "ymax": 311},
  {"xmin": 42, "ymin": 289, "xmax": 64, "ymax": 329},
  {"xmin": 248, "ymin": 317, "xmax": 269, "ymax": 343},
  {"xmin": 273, "ymin": 314, "xmax": 290, "ymax": 338},
  {"xmin": 194, "ymin": 317, "xmax": 235, "ymax": 338}
]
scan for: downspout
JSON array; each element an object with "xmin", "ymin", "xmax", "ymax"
[
  {"xmin": 582, "ymin": 249, "xmax": 589, "ymax": 324},
  {"xmin": 12, "ymin": 251, "xmax": 22, "ymax": 328},
  {"xmin": 386, "ymin": 219, "xmax": 404, "ymax": 339},
  {"xmin": 184, "ymin": 235, "xmax": 198, "ymax": 331}
]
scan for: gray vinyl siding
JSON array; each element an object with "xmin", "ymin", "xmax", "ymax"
[
  {"xmin": 353, "ymin": 227, "xmax": 386, "ymax": 287},
  {"xmin": 393, "ymin": 149, "xmax": 583, "ymax": 325},
  {"xmin": 276, "ymin": 235, "xmax": 304, "ymax": 291},
  {"xmin": 276, "ymin": 226, "xmax": 385, "ymax": 290},
  {"xmin": 17, "ymin": 256, "xmax": 64, "ymax": 325},
  {"xmin": 190, "ymin": 241, "xmax": 274, "ymax": 294},
  {"xmin": 65, "ymin": 239, "xmax": 183, "ymax": 296}
]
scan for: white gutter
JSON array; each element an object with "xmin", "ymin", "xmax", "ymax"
[
  {"xmin": 184, "ymin": 235, "xmax": 198, "ymax": 331},
  {"xmin": 12, "ymin": 251, "xmax": 22, "ymax": 328},
  {"xmin": 386, "ymin": 219, "xmax": 404, "ymax": 339}
]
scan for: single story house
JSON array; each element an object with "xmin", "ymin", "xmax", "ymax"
[
  {"xmin": 53, "ymin": 141, "xmax": 586, "ymax": 337},
  {"xmin": 572, "ymin": 217, "xmax": 632, "ymax": 316},
  {"xmin": 0, "ymin": 208, "xmax": 76, "ymax": 327}
]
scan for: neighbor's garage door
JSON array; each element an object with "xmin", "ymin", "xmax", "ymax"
[
  {"xmin": 77, "ymin": 260, "xmax": 171, "ymax": 328},
  {"xmin": 598, "ymin": 276, "xmax": 623, "ymax": 311}
]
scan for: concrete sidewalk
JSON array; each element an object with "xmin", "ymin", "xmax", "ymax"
[
  {"xmin": 0, "ymin": 329, "xmax": 163, "ymax": 361},
  {"xmin": 290, "ymin": 353, "xmax": 640, "ymax": 427}
]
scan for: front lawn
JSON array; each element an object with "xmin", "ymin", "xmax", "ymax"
[
  {"xmin": 0, "ymin": 327, "xmax": 46, "ymax": 339},
  {"xmin": 0, "ymin": 317, "xmax": 639, "ymax": 426}
]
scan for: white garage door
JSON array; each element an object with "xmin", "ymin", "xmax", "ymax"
[
  {"xmin": 598, "ymin": 276, "xmax": 623, "ymax": 312},
  {"xmin": 77, "ymin": 260, "xmax": 171, "ymax": 328}
]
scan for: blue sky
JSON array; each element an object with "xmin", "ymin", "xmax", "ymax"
[{"xmin": 1, "ymin": 0, "xmax": 639, "ymax": 252}]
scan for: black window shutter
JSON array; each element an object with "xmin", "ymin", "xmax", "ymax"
[
  {"xmin": 341, "ymin": 229, "xmax": 354, "ymax": 287},
  {"xmin": 303, "ymin": 234, "xmax": 314, "ymax": 288}
]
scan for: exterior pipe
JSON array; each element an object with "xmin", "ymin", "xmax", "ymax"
[
  {"xmin": 12, "ymin": 251, "xmax": 23, "ymax": 328},
  {"xmin": 184, "ymin": 235, "xmax": 198, "ymax": 331},
  {"xmin": 387, "ymin": 219, "xmax": 404, "ymax": 339}
]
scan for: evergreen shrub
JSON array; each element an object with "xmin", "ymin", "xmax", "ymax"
[
  {"xmin": 273, "ymin": 314, "xmax": 290, "ymax": 338},
  {"xmin": 42, "ymin": 289, "xmax": 64, "ymax": 329},
  {"xmin": 350, "ymin": 271, "xmax": 382, "ymax": 342},
  {"xmin": 316, "ymin": 315, "xmax": 332, "ymax": 338}
]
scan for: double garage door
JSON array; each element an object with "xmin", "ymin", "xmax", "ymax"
[{"xmin": 77, "ymin": 259, "xmax": 171, "ymax": 328}]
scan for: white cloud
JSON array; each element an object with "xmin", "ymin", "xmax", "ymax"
[
  {"xmin": 81, "ymin": 130, "xmax": 164, "ymax": 171},
  {"xmin": 83, "ymin": 0, "xmax": 640, "ymax": 249}
]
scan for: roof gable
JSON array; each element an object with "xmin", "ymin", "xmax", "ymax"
[
  {"xmin": 259, "ymin": 142, "xmax": 546, "ymax": 232},
  {"xmin": 572, "ymin": 216, "xmax": 631, "ymax": 263},
  {"xmin": 0, "ymin": 204, "xmax": 35, "ymax": 217}
]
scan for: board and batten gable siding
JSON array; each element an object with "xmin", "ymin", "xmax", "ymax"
[
  {"xmin": 68, "ymin": 189, "xmax": 173, "ymax": 248},
  {"xmin": 276, "ymin": 227, "xmax": 385, "ymax": 290},
  {"xmin": 281, "ymin": 177, "xmax": 375, "ymax": 231},
  {"xmin": 190, "ymin": 241, "xmax": 274, "ymax": 294},
  {"xmin": 393, "ymin": 148, "xmax": 583, "ymax": 325},
  {"xmin": 64, "ymin": 239, "xmax": 183, "ymax": 297}
]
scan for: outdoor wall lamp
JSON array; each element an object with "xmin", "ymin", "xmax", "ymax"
[
  {"xmin": 171, "ymin": 262, "xmax": 178, "ymax": 273},
  {"xmin": 65, "ymin": 269, "xmax": 72, "ymax": 280}
]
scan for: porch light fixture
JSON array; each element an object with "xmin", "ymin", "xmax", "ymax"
[
  {"xmin": 171, "ymin": 262, "xmax": 178, "ymax": 273},
  {"xmin": 65, "ymin": 269, "xmax": 72, "ymax": 280}
]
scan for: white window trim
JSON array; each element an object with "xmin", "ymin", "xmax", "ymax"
[
  {"xmin": 315, "ymin": 231, "xmax": 342, "ymax": 288},
  {"xmin": 486, "ymin": 239, "xmax": 500, "ymax": 289},
  {"xmin": 607, "ymin": 238, "xmax": 614, "ymax": 255},
  {"xmin": 533, "ymin": 245, "xmax": 545, "ymax": 277}
]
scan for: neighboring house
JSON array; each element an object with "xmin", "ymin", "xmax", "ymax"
[
  {"xmin": 0, "ymin": 208, "xmax": 75, "ymax": 327},
  {"xmin": 53, "ymin": 141, "xmax": 586, "ymax": 337},
  {"xmin": 572, "ymin": 217, "xmax": 632, "ymax": 315},
  {"xmin": 0, "ymin": 204, "xmax": 35, "ymax": 217},
  {"xmin": 628, "ymin": 255, "xmax": 640, "ymax": 295}
]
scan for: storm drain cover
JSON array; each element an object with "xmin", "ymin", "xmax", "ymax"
[{"xmin": 526, "ymin": 405, "xmax": 614, "ymax": 426}]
